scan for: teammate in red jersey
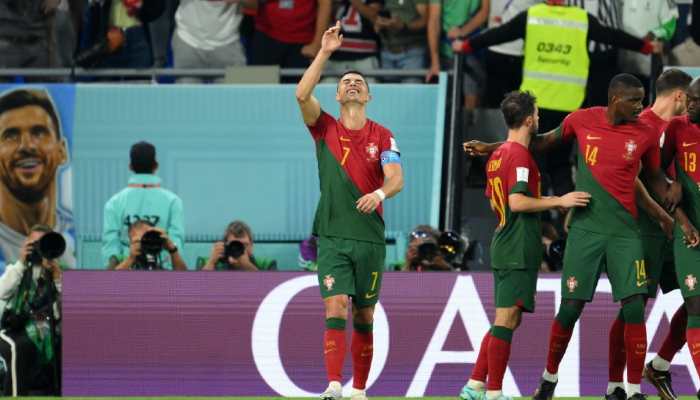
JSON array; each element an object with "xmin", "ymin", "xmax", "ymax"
[
  {"xmin": 465, "ymin": 74, "xmax": 673, "ymax": 400},
  {"xmin": 459, "ymin": 91, "xmax": 590, "ymax": 400},
  {"xmin": 296, "ymin": 21, "xmax": 404, "ymax": 400},
  {"xmin": 608, "ymin": 69, "xmax": 692, "ymax": 400},
  {"xmin": 659, "ymin": 77, "xmax": 700, "ymax": 400}
]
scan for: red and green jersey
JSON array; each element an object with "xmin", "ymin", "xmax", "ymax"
[
  {"xmin": 664, "ymin": 116, "xmax": 700, "ymax": 228},
  {"xmin": 485, "ymin": 141, "xmax": 542, "ymax": 270},
  {"xmin": 638, "ymin": 108, "xmax": 670, "ymax": 238},
  {"xmin": 307, "ymin": 111, "xmax": 397, "ymax": 244},
  {"xmin": 559, "ymin": 107, "xmax": 660, "ymax": 237}
]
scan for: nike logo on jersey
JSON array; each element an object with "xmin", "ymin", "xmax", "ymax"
[
  {"xmin": 637, "ymin": 281, "xmax": 646, "ymax": 287},
  {"xmin": 586, "ymin": 135, "xmax": 602, "ymax": 140},
  {"xmin": 365, "ymin": 292, "xmax": 377, "ymax": 299},
  {"xmin": 340, "ymin": 136, "xmax": 351, "ymax": 142},
  {"xmin": 683, "ymin": 142, "xmax": 698, "ymax": 147}
]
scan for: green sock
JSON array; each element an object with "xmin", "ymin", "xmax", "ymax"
[
  {"xmin": 491, "ymin": 325, "xmax": 513, "ymax": 342},
  {"xmin": 353, "ymin": 322, "xmax": 373, "ymax": 333},
  {"xmin": 326, "ymin": 317, "xmax": 346, "ymax": 330},
  {"xmin": 555, "ymin": 303, "xmax": 582, "ymax": 329},
  {"xmin": 621, "ymin": 298, "xmax": 644, "ymax": 324}
]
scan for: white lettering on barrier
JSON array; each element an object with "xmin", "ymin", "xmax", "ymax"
[
  {"xmin": 251, "ymin": 275, "xmax": 390, "ymax": 396},
  {"xmin": 406, "ymin": 275, "xmax": 520, "ymax": 397}
]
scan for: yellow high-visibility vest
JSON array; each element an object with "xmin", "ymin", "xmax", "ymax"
[{"xmin": 520, "ymin": 4, "xmax": 589, "ymax": 112}]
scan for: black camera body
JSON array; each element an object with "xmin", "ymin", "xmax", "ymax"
[
  {"xmin": 223, "ymin": 240, "xmax": 245, "ymax": 260},
  {"xmin": 136, "ymin": 230, "xmax": 165, "ymax": 270},
  {"xmin": 27, "ymin": 232, "xmax": 66, "ymax": 266}
]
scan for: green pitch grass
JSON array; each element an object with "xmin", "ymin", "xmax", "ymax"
[{"xmin": 24, "ymin": 397, "xmax": 700, "ymax": 400}]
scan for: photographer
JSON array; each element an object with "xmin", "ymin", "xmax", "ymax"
[
  {"xmin": 198, "ymin": 221, "xmax": 276, "ymax": 271},
  {"xmin": 403, "ymin": 225, "xmax": 453, "ymax": 272},
  {"xmin": 0, "ymin": 225, "xmax": 64, "ymax": 396},
  {"xmin": 113, "ymin": 220, "xmax": 187, "ymax": 271}
]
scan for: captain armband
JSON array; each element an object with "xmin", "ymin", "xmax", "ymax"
[{"xmin": 380, "ymin": 150, "xmax": 401, "ymax": 166}]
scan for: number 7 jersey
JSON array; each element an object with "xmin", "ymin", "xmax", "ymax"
[{"xmin": 485, "ymin": 141, "xmax": 542, "ymax": 270}]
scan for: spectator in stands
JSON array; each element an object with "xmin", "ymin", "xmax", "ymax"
[
  {"xmin": 79, "ymin": 0, "xmax": 164, "ymax": 69},
  {"xmin": 0, "ymin": 0, "xmax": 83, "ymax": 71},
  {"xmin": 172, "ymin": 0, "xmax": 251, "ymax": 83},
  {"xmin": 375, "ymin": 0, "xmax": 432, "ymax": 83},
  {"xmin": 323, "ymin": 0, "xmax": 382, "ymax": 81},
  {"xmin": 403, "ymin": 225, "xmax": 452, "ymax": 271},
  {"xmin": 566, "ymin": 0, "xmax": 624, "ymax": 107},
  {"xmin": 148, "ymin": 0, "xmax": 177, "ymax": 68},
  {"xmin": 0, "ymin": 225, "xmax": 63, "ymax": 395},
  {"xmin": 197, "ymin": 220, "xmax": 277, "ymax": 271},
  {"xmin": 618, "ymin": 0, "xmax": 679, "ymax": 99},
  {"xmin": 250, "ymin": 0, "xmax": 331, "ymax": 72},
  {"xmin": 0, "ymin": 89, "xmax": 75, "ymax": 270},
  {"xmin": 483, "ymin": 0, "xmax": 540, "ymax": 108},
  {"xmin": 113, "ymin": 220, "xmax": 186, "ymax": 270},
  {"xmin": 102, "ymin": 141, "xmax": 184, "ymax": 269},
  {"xmin": 427, "ymin": 0, "xmax": 489, "ymax": 124}
]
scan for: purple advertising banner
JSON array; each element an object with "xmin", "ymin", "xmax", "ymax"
[{"xmin": 63, "ymin": 271, "xmax": 699, "ymax": 397}]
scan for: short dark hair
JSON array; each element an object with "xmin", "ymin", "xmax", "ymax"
[
  {"xmin": 130, "ymin": 141, "xmax": 157, "ymax": 174},
  {"xmin": 128, "ymin": 220, "xmax": 154, "ymax": 236},
  {"xmin": 338, "ymin": 70, "xmax": 370, "ymax": 92},
  {"xmin": 608, "ymin": 73, "xmax": 644, "ymax": 99},
  {"xmin": 0, "ymin": 89, "xmax": 61, "ymax": 139},
  {"xmin": 224, "ymin": 220, "xmax": 253, "ymax": 241},
  {"xmin": 656, "ymin": 68, "xmax": 693, "ymax": 96},
  {"xmin": 500, "ymin": 91, "xmax": 537, "ymax": 129}
]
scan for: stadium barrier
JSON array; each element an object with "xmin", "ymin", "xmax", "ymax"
[{"xmin": 63, "ymin": 271, "xmax": 699, "ymax": 396}]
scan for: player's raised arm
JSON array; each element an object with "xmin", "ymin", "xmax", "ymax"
[{"xmin": 295, "ymin": 21, "xmax": 342, "ymax": 126}]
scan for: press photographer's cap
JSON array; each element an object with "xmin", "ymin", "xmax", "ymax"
[{"xmin": 130, "ymin": 141, "xmax": 157, "ymax": 172}]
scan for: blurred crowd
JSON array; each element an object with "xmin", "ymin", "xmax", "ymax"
[{"xmin": 1, "ymin": 1, "xmax": 697, "ymax": 88}]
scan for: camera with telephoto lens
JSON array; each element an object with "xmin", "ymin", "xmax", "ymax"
[
  {"xmin": 27, "ymin": 231, "xmax": 66, "ymax": 266},
  {"xmin": 223, "ymin": 240, "xmax": 245, "ymax": 260}
]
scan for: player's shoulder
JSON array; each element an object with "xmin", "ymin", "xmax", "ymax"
[
  {"xmin": 667, "ymin": 114, "xmax": 690, "ymax": 130},
  {"xmin": 571, "ymin": 106, "xmax": 605, "ymax": 119},
  {"xmin": 368, "ymin": 118, "xmax": 393, "ymax": 136}
]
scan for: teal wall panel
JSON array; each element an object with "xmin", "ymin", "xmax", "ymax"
[{"xmin": 73, "ymin": 83, "xmax": 445, "ymax": 268}]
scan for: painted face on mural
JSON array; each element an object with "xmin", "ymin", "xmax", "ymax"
[{"xmin": 0, "ymin": 105, "xmax": 67, "ymax": 203}]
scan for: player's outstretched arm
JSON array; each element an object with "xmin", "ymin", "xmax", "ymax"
[
  {"xmin": 673, "ymin": 207, "xmax": 700, "ymax": 248},
  {"xmin": 508, "ymin": 191, "xmax": 590, "ymax": 213},
  {"xmin": 635, "ymin": 177, "xmax": 674, "ymax": 238},
  {"xmin": 356, "ymin": 163, "xmax": 404, "ymax": 214},
  {"xmin": 463, "ymin": 127, "xmax": 563, "ymax": 157},
  {"xmin": 295, "ymin": 21, "xmax": 342, "ymax": 126}
]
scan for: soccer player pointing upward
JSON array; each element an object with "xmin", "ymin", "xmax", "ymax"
[
  {"xmin": 296, "ymin": 21, "xmax": 404, "ymax": 400},
  {"xmin": 460, "ymin": 91, "xmax": 590, "ymax": 400}
]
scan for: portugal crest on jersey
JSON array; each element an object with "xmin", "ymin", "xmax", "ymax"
[
  {"xmin": 623, "ymin": 139, "xmax": 638, "ymax": 161},
  {"xmin": 323, "ymin": 274, "xmax": 335, "ymax": 291},
  {"xmin": 366, "ymin": 142, "xmax": 379, "ymax": 161},
  {"xmin": 686, "ymin": 274, "xmax": 697, "ymax": 291},
  {"xmin": 566, "ymin": 276, "xmax": 578, "ymax": 293}
]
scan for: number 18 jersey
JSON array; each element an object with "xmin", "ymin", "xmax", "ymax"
[{"xmin": 485, "ymin": 141, "xmax": 542, "ymax": 270}]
